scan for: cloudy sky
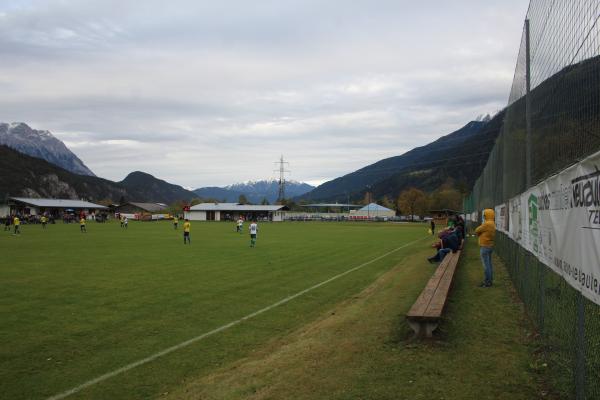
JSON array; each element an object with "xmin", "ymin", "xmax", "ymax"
[{"xmin": 0, "ymin": 0, "xmax": 529, "ymax": 188}]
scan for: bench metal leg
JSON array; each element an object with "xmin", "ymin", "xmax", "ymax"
[{"xmin": 408, "ymin": 320, "xmax": 439, "ymax": 338}]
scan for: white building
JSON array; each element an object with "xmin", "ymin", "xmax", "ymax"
[{"xmin": 184, "ymin": 203, "xmax": 288, "ymax": 222}]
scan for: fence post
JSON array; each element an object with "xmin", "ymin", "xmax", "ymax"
[
  {"xmin": 525, "ymin": 18, "xmax": 532, "ymax": 188},
  {"xmin": 576, "ymin": 292, "xmax": 586, "ymax": 400},
  {"xmin": 539, "ymin": 264, "xmax": 544, "ymax": 335}
]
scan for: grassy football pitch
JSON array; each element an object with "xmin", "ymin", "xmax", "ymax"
[{"xmin": 1, "ymin": 220, "xmax": 427, "ymax": 399}]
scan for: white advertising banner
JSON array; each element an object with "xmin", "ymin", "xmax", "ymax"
[
  {"xmin": 495, "ymin": 203, "xmax": 508, "ymax": 234},
  {"xmin": 509, "ymin": 149, "xmax": 600, "ymax": 305},
  {"xmin": 508, "ymin": 195, "xmax": 523, "ymax": 242}
]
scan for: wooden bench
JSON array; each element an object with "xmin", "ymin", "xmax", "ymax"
[{"xmin": 406, "ymin": 244, "xmax": 463, "ymax": 337}]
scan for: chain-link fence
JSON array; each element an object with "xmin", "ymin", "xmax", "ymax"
[{"xmin": 465, "ymin": 1, "xmax": 600, "ymax": 398}]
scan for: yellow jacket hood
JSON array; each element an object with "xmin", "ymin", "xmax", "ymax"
[
  {"xmin": 483, "ymin": 208, "xmax": 495, "ymax": 222},
  {"xmin": 476, "ymin": 208, "xmax": 496, "ymax": 247}
]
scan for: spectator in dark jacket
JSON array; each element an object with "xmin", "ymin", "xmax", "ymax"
[
  {"xmin": 432, "ymin": 227, "xmax": 453, "ymax": 250},
  {"xmin": 456, "ymin": 216, "xmax": 465, "ymax": 239},
  {"xmin": 427, "ymin": 230, "xmax": 459, "ymax": 263}
]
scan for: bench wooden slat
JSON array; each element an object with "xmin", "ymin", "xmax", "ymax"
[
  {"xmin": 405, "ymin": 244, "xmax": 463, "ymax": 337},
  {"xmin": 406, "ymin": 254, "xmax": 453, "ymax": 318},
  {"xmin": 423, "ymin": 255, "xmax": 456, "ymax": 318},
  {"xmin": 406, "ymin": 269, "xmax": 444, "ymax": 316},
  {"xmin": 423, "ymin": 252, "xmax": 460, "ymax": 318}
]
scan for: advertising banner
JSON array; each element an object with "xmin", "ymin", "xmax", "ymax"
[
  {"xmin": 495, "ymin": 203, "xmax": 508, "ymax": 234},
  {"xmin": 509, "ymin": 150, "xmax": 600, "ymax": 305},
  {"xmin": 508, "ymin": 195, "xmax": 523, "ymax": 241}
]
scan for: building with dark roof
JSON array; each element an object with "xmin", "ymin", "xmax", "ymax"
[
  {"xmin": 185, "ymin": 203, "xmax": 288, "ymax": 221},
  {"xmin": 116, "ymin": 202, "xmax": 168, "ymax": 214},
  {"xmin": 7, "ymin": 197, "xmax": 107, "ymax": 217},
  {"xmin": 429, "ymin": 209, "xmax": 462, "ymax": 226}
]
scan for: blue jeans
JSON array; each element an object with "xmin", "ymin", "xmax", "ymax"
[
  {"xmin": 480, "ymin": 246, "xmax": 493, "ymax": 284},
  {"xmin": 433, "ymin": 248, "xmax": 451, "ymax": 262}
]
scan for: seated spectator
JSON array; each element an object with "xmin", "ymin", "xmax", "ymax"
[
  {"xmin": 447, "ymin": 217, "xmax": 456, "ymax": 228},
  {"xmin": 432, "ymin": 227, "xmax": 452, "ymax": 250},
  {"xmin": 456, "ymin": 216, "xmax": 465, "ymax": 238},
  {"xmin": 427, "ymin": 230, "xmax": 460, "ymax": 263},
  {"xmin": 438, "ymin": 227, "xmax": 452, "ymax": 240},
  {"xmin": 454, "ymin": 224, "xmax": 464, "ymax": 242}
]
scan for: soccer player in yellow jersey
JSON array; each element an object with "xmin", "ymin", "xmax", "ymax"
[
  {"xmin": 173, "ymin": 216, "xmax": 178, "ymax": 230},
  {"xmin": 41, "ymin": 215, "xmax": 47, "ymax": 229},
  {"xmin": 13, "ymin": 216, "xmax": 20, "ymax": 235},
  {"xmin": 80, "ymin": 217, "xmax": 87, "ymax": 233},
  {"xmin": 183, "ymin": 219, "xmax": 191, "ymax": 244}
]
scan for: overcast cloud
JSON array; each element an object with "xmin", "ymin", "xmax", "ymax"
[{"xmin": 0, "ymin": 0, "xmax": 529, "ymax": 187}]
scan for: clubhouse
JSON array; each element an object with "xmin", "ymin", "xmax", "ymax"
[
  {"xmin": 184, "ymin": 203, "xmax": 288, "ymax": 222},
  {"xmin": 6, "ymin": 197, "xmax": 107, "ymax": 218}
]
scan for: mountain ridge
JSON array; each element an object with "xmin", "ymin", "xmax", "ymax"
[
  {"xmin": 119, "ymin": 171, "xmax": 197, "ymax": 203},
  {"xmin": 298, "ymin": 116, "xmax": 503, "ymax": 202},
  {"xmin": 0, "ymin": 145, "xmax": 196, "ymax": 204},
  {"xmin": 0, "ymin": 122, "xmax": 96, "ymax": 176},
  {"xmin": 194, "ymin": 180, "xmax": 314, "ymax": 203}
]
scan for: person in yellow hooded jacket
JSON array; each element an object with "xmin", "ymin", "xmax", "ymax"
[{"xmin": 475, "ymin": 208, "xmax": 496, "ymax": 287}]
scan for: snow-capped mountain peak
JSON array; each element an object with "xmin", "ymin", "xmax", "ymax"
[
  {"xmin": 0, "ymin": 122, "xmax": 95, "ymax": 176},
  {"xmin": 195, "ymin": 179, "xmax": 315, "ymax": 203}
]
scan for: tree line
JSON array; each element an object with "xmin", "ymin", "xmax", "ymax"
[
  {"xmin": 159, "ymin": 180, "xmax": 464, "ymax": 217},
  {"xmin": 374, "ymin": 179, "xmax": 463, "ymax": 218}
]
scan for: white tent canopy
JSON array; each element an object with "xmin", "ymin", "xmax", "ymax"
[{"xmin": 351, "ymin": 203, "xmax": 396, "ymax": 218}]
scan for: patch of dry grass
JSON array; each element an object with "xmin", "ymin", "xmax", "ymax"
[{"xmin": 167, "ymin": 241, "xmax": 553, "ymax": 400}]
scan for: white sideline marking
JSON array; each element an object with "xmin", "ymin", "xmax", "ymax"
[{"xmin": 47, "ymin": 237, "xmax": 426, "ymax": 400}]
